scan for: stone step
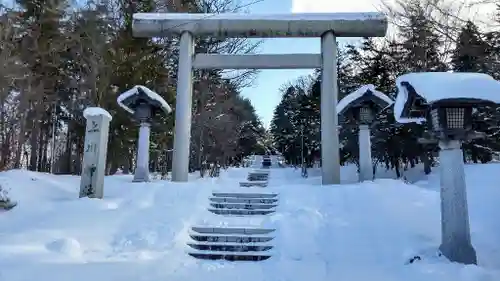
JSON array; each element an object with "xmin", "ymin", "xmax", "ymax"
[
  {"xmin": 251, "ymin": 169, "xmax": 270, "ymax": 174},
  {"xmin": 187, "ymin": 185, "xmax": 279, "ymax": 262},
  {"xmin": 247, "ymin": 177, "xmax": 269, "ymax": 182},
  {"xmin": 189, "ymin": 233, "xmax": 274, "ymax": 243},
  {"xmin": 187, "ymin": 243, "xmax": 273, "ymax": 252},
  {"xmin": 208, "ymin": 208, "xmax": 275, "ymax": 216},
  {"xmin": 209, "ymin": 197, "xmax": 278, "ymax": 204},
  {"xmin": 191, "ymin": 226, "xmax": 275, "ymax": 235},
  {"xmin": 210, "ymin": 202, "xmax": 277, "ymax": 210},
  {"xmin": 246, "ymin": 177, "xmax": 269, "ymax": 182},
  {"xmin": 212, "ymin": 192, "xmax": 278, "ymax": 198},
  {"xmin": 248, "ymin": 172, "xmax": 269, "ymax": 176},
  {"xmin": 248, "ymin": 172, "xmax": 269, "ymax": 175},
  {"xmin": 188, "ymin": 240, "xmax": 272, "ymax": 246},
  {"xmin": 247, "ymin": 173, "xmax": 270, "ymax": 178},
  {"xmin": 188, "ymin": 250, "xmax": 273, "ymax": 261},
  {"xmin": 239, "ymin": 181, "xmax": 268, "ymax": 187}
]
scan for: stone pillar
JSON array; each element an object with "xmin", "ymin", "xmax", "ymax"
[
  {"xmin": 133, "ymin": 122, "xmax": 151, "ymax": 182},
  {"xmin": 80, "ymin": 107, "xmax": 112, "ymax": 199},
  {"xmin": 358, "ymin": 124, "xmax": 373, "ymax": 181},
  {"xmin": 438, "ymin": 140, "xmax": 477, "ymax": 265},
  {"xmin": 320, "ymin": 31, "xmax": 341, "ymax": 185},
  {"xmin": 172, "ymin": 31, "xmax": 194, "ymax": 182}
]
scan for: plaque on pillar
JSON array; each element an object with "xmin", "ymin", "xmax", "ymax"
[
  {"xmin": 337, "ymin": 84, "xmax": 393, "ymax": 182},
  {"xmin": 79, "ymin": 107, "xmax": 113, "ymax": 199},
  {"xmin": 117, "ymin": 85, "xmax": 172, "ymax": 182}
]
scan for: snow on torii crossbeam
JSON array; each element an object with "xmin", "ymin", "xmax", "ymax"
[{"xmin": 132, "ymin": 12, "xmax": 388, "ymax": 184}]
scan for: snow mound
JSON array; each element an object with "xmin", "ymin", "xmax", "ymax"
[{"xmin": 46, "ymin": 238, "xmax": 83, "ymax": 258}]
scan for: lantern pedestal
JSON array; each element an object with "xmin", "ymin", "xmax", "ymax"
[
  {"xmin": 133, "ymin": 122, "xmax": 151, "ymax": 182},
  {"xmin": 438, "ymin": 140, "xmax": 477, "ymax": 265},
  {"xmin": 358, "ymin": 124, "xmax": 373, "ymax": 181}
]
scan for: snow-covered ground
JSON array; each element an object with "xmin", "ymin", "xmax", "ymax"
[{"xmin": 1, "ymin": 163, "xmax": 499, "ymax": 281}]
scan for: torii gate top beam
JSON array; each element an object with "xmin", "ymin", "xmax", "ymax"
[{"xmin": 132, "ymin": 12, "xmax": 388, "ymax": 38}]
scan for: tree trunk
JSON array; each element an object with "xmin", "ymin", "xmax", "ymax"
[
  {"xmin": 61, "ymin": 125, "xmax": 73, "ymax": 174},
  {"xmin": 14, "ymin": 113, "xmax": 28, "ymax": 169},
  {"xmin": 41, "ymin": 130, "xmax": 49, "ymax": 172},
  {"xmin": 75, "ymin": 136, "xmax": 83, "ymax": 175},
  {"xmin": 37, "ymin": 126, "xmax": 45, "ymax": 172},
  {"xmin": 29, "ymin": 120, "xmax": 39, "ymax": 171}
]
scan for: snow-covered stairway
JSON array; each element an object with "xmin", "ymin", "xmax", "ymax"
[
  {"xmin": 239, "ymin": 169, "xmax": 270, "ymax": 187},
  {"xmin": 186, "ymin": 167, "xmax": 278, "ymax": 262},
  {"xmin": 207, "ymin": 192, "xmax": 278, "ymax": 215},
  {"xmin": 187, "ymin": 226, "xmax": 276, "ymax": 261},
  {"xmin": 187, "ymin": 190, "xmax": 279, "ymax": 261}
]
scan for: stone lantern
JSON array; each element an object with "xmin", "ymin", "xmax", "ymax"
[
  {"xmin": 337, "ymin": 84, "xmax": 393, "ymax": 181},
  {"xmin": 117, "ymin": 85, "xmax": 172, "ymax": 182},
  {"xmin": 394, "ymin": 72, "xmax": 500, "ymax": 265}
]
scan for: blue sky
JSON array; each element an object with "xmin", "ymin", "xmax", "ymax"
[{"xmin": 239, "ymin": 0, "xmax": 316, "ymax": 128}]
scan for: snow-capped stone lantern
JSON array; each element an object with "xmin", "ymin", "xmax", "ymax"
[
  {"xmin": 117, "ymin": 85, "xmax": 172, "ymax": 182},
  {"xmin": 337, "ymin": 84, "xmax": 393, "ymax": 182},
  {"xmin": 394, "ymin": 72, "xmax": 500, "ymax": 265}
]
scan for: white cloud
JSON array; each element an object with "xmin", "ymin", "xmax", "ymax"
[
  {"xmin": 291, "ymin": 0, "xmax": 496, "ymax": 24},
  {"xmin": 291, "ymin": 0, "xmax": 498, "ymax": 34},
  {"xmin": 291, "ymin": 0, "xmax": 386, "ymax": 13}
]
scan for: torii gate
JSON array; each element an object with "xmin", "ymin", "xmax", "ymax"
[{"xmin": 132, "ymin": 12, "xmax": 388, "ymax": 185}]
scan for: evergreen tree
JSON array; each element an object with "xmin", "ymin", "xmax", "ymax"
[
  {"xmin": 453, "ymin": 20, "xmax": 499, "ymax": 162},
  {"xmin": 397, "ymin": 0, "xmax": 447, "ymax": 72},
  {"xmin": 392, "ymin": 0, "xmax": 446, "ymax": 174},
  {"xmin": 16, "ymin": 0, "xmax": 69, "ymax": 171},
  {"xmin": 452, "ymin": 21, "xmax": 489, "ymax": 73}
]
